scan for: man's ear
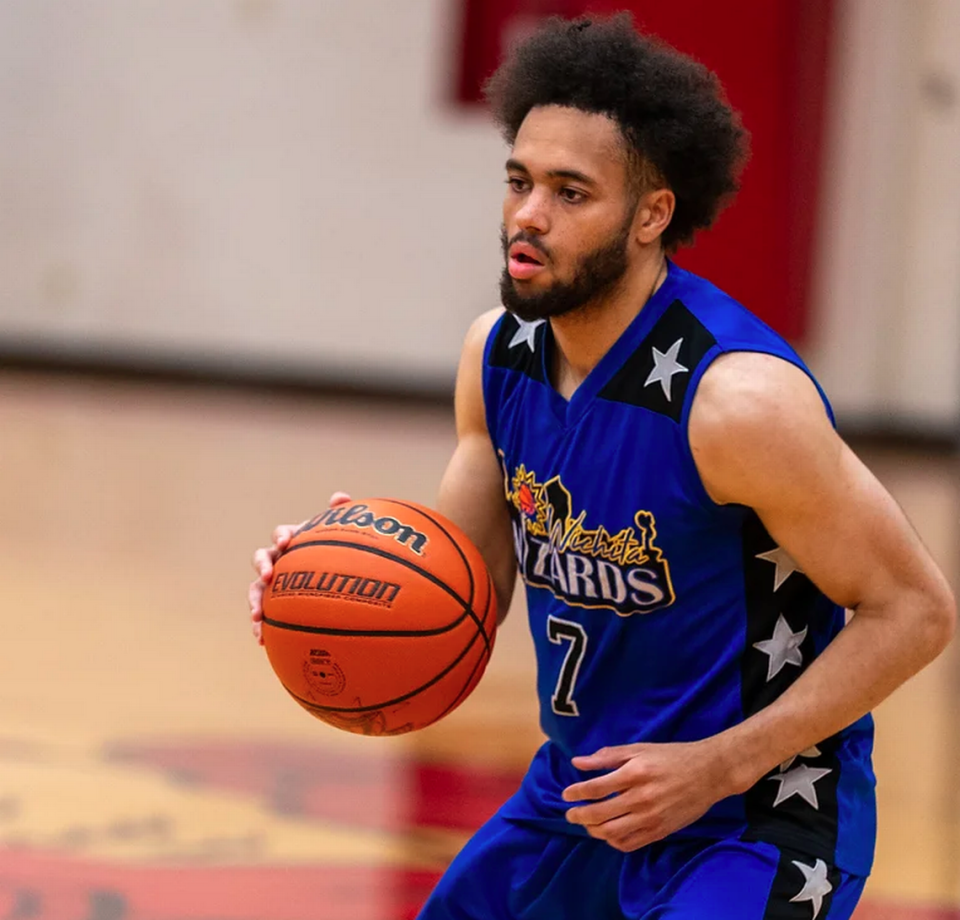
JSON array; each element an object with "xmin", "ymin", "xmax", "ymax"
[{"xmin": 634, "ymin": 187, "xmax": 676, "ymax": 245}]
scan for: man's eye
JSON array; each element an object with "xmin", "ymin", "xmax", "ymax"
[
  {"xmin": 560, "ymin": 188, "xmax": 586, "ymax": 203},
  {"xmin": 506, "ymin": 177, "xmax": 528, "ymax": 193}
]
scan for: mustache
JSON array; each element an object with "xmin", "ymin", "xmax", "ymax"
[{"xmin": 500, "ymin": 227, "xmax": 552, "ymax": 263}]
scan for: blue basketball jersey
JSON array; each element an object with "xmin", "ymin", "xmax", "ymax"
[{"xmin": 481, "ymin": 260, "xmax": 876, "ymax": 876}]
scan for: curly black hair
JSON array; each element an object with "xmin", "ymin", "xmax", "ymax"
[{"xmin": 483, "ymin": 14, "xmax": 749, "ymax": 250}]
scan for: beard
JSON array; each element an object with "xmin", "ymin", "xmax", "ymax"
[{"xmin": 499, "ymin": 217, "xmax": 632, "ymax": 323}]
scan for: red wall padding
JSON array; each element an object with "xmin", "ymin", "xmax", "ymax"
[{"xmin": 455, "ymin": 0, "xmax": 835, "ymax": 342}]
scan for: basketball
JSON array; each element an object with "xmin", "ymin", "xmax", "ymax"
[{"xmin": 261, "ymin": 498, "xmax": 497, "ymax": 736}]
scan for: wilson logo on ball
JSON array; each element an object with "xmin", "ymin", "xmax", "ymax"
[
  {"xmin": 272, "ymin": 571, "xmax": 402, "ymax": 606},
  {"xmin": 297, "ymin": 503, "xmax": 429, "ymax": 555}
]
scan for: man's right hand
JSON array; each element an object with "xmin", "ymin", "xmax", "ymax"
[{"xmin": 248, "ymin": 491, "xmax": 352, "ymax": 646}]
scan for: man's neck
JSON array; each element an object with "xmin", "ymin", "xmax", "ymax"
[{"xmin": 550, "ymin": 250, "xmax": 668, "ymax": 399}]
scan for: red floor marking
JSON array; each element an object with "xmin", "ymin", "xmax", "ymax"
[
  {"xmin": 0, "ymin": 849, "xmax": 440, "ymax": 920},
  {"xmin": 3, "ymin": 851, "xmax": 958, "ymax": 920},
  {"xmin": 10, "ymin": 739, "xmax": 956, "ymax": 920},
  {"xmin": 106, "ymin": 739, "xmax": 524, "ymax": 833}
]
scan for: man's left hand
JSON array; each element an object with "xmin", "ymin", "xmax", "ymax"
[{"xmin": 562, "ymin": 741, "xmax": 739, "ymax": 853}]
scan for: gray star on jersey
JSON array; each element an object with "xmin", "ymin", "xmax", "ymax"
[
  {"xmin": 790, "ymin": 858, "xmax": 833, "ymax": 920},
  {"xmin": 768, "ymin": 762, "xmax": 833, "ymax": 809},
  {"xmin": 753, "ymin": 614, "xmax": 807, "ymax": 681},
  {"xmin": 756, "ymin": 545, "xmax": 803, "ymax": 591},
  {"xmin": 508, "ymin": 317, "xmax": 545, "ymax": 352},
  {"xmin": 781, "ymin": 745, "xmax": 823, "ymax": 771},
  {"xmin": 644, "ymin": 338, "xmax": 688, "ymax": 402}
]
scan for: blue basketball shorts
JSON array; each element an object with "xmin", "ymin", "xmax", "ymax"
[{"xmin": 417, "ymin": 811, "xmax": 867, "ymax": 920}]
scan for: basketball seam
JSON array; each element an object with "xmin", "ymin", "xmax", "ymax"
[
  {"xmin": 279, "ymin": 535, "xmax": 491, "ymax": 656},
  {"xmin": 385, "ymin": 499, "xmax": 493, "ymax": 649},
  {"xmin": 374, "ymin": 504, "xmax": 497, "ymax": 722},
  {"xmin": 385, "ymin": 498, "xmax": 477, "ymax": 608},
  {"xmin": 283, "ymin": 610, "xmax": 488, "ymax": 714},
  {"xmin": 433, "ymin": 570, "xmax": 496, "ymax": 722},
  {"xmin": 260, "ymin": 613, "xmax": 467, "ymax": 638}
]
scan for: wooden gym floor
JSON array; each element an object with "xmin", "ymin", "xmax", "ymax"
[{"xmin": 0, "ymin": 368, "xmax": 957, "ymax": 919}]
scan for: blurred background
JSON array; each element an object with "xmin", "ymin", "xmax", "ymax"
[{"xmin": 0, "ymin": 0, "xmax": 957, "ymax": 918}]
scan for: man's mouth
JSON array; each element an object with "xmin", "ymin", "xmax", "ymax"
[{"xmin": 508, "ymin": 242, "xmax": 548, "ymax": 280}]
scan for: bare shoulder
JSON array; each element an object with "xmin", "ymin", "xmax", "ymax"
[
  {"xmin": 462, "ymin": 307, "xmax": 505, "ymax": 356},
  {"xmin": 689, "ymin": 351, "xmax": 839, "ymax": 506},
  {"xmin": 454, "ymin": 308, "xmax": 505, "ymax": 436},
  {"xmin": 692, "ymin": 351, "xmax": 827, "ymax": 431}
]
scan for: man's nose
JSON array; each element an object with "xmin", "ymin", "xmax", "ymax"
[{"xmin": 514, "ymin": 187, "xmax": 551, "ymax": 235}]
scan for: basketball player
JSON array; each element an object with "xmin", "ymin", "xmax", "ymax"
[{"xmin": 249, "ymin": 16, "xmax": 956, "ymax": 919}]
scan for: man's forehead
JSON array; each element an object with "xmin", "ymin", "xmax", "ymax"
[{"xmin": 511, "ymin": 105, "xmax": 628, "ymax": 178}]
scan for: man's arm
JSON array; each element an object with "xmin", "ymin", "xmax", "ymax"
[
  {"xmin": 688, "ymin": 352, "xmax": 955, "ymax": 789},
  {"xmin": 562, "ymin": 351, "xmax": 955, "ymax": 852},
  {"xmin": 438, "ymin": 309, "xmax": 517, "ymax": 623}
]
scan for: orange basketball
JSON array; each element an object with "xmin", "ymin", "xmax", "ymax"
[{"xmin": 261, "ymin": 498, "xmax": 497, "ymax": 736}]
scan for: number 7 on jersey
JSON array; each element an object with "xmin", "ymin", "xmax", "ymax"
[{"xmin": 547, "ymin": 615, "xmax": 588, "ymax": 716}]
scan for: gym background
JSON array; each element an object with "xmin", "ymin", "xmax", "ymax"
[{"xmin": 0, "ymin": 2, "xmax": 957, "ymax": 918}]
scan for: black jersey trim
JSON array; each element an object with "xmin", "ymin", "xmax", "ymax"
[
  {"xmin": 487, "ymin": 313, "xmax": 546, "ymax": 382},
  {"xmin": 597, "ymin": 299, "xmax": 717, "ymax": 421},
  {"xmin": 740, "ymin": 511, "xmax": 841, "ymax": 864},
  {"xmin": 742, "ymin": 748, "xmax": 843, "ymax": 868}
]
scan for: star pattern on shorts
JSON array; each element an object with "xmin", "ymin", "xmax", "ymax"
[
  {"xmin": 790, "ymin": 858, "xmax": 833, "ymax": 919},
  {"xmin": 756, "ymin": 545, "xmax": 803, "ymax": 591},
  {"xmin": 780, "ymin": 745, "xmax": 823, "ymax": 771},
  {"xmin": 768, "ymin": 763, "xmax": 833, "ymax": 809},
  {"xmin": 508, "ymin": 318, "xmax": 545, "ymax": 352},
  {"xmin": 753, "ymin": 614, "xmax": 807, "ymax": 681},
  {"xmin": 644, "ymin": 338, "xmax": 688, "ymax": 402}
]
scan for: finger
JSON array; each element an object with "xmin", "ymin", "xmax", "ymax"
[
  {"xmin": 606, "ymin": 830, "xmax": 655, "ymax": 853},
  {"xmin": 562, "ymin": 766, "xmax": 634, "ymax": 803},
  {"xmin": 565, "ymin": 795, "xmax": 633, "ymax": 828},
  {"xmin": 252, "ymin": 547, "xmax": 275, "ymax": 581},
  {"xmin": 616, "ymin": 823, "xmax": 668, "ymax": 852},
  {"xmin": 273, "ymin": 523, "xmax": 298, "ymax": 547},
  {"xmin": 252, "ymin": 620, "xmax": 264, "ymax": 645},
  {"xmin": 249, "ymin": 580, "xmax": 265, "ymax": 619},
  {"xmin": 590, "ymin": 813, "xmax": 661, "ymax": 853},
  {"xmin": 329, "ymin": 491, "xmax": 352, "ymax": 507},
  {"xmin": 579, "ymin": 812, "xmax": 645, "ymax": 847},
  {"xmin": 570, "ymin": 744, "xmax": 639, "ymax": 773}
]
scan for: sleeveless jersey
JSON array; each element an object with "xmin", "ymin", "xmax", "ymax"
[{"xmin": 481, "ymin": 260, "xmax": 876, "ymax": 876}]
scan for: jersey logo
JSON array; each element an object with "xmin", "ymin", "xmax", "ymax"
[{"xmin": 502, "ymin": 456, "xmax": 676, "ymax": 616}]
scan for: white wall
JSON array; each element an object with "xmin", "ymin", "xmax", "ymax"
[
  {"xmin": 1, "ymin": 0, "xmax": 958, "ymax": 428},
  {"xmin": 0, "ymin": 0, "xmax": 506, "ymax": 388},
  {"xmin": 807, "ymin": 0, "xmax": 960, "ymax": 431}
]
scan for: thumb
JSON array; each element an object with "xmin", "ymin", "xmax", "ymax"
[
  {"xmin": 329, "ymin": 491, "xmax": 352, "ymax": 507},
  {"xmin": 571, "ymin": 744, "xmax": 642, "ymax": 772}
]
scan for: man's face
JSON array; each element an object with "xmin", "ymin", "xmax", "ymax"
[{"xmin": 500, "ymin": 105, "xmax": 638, "ymax": 322}]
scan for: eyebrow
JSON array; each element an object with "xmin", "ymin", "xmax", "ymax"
[{"xmin": 505, "ymin": 158, "xmax": 597, "ymax": 187}]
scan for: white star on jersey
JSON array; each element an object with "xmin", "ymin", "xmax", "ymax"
[
  {"xmin": 768, "ymin": 763, "xmax": 833, "ymax": 809},
  {"xmin": 508, "ymin": 318, "xmax": 545, "ymax": 352},
  {"xmin": 753, "ymin": 614, "xmax": 807, "ymax": 681},
  {"xmin": 790, "ymin": 859, "xmax": 833, "ymax": 919},
  {"xmin": 644, "ymin": 338, "xmax": 688, "ymax": 402},
  {"xmin": 756, "ymin": 545, "xmax": 803, "ymax": 591},
  {"xmin": 781, "ymin": 745, "xmax": 823, "ymax": 771}
]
